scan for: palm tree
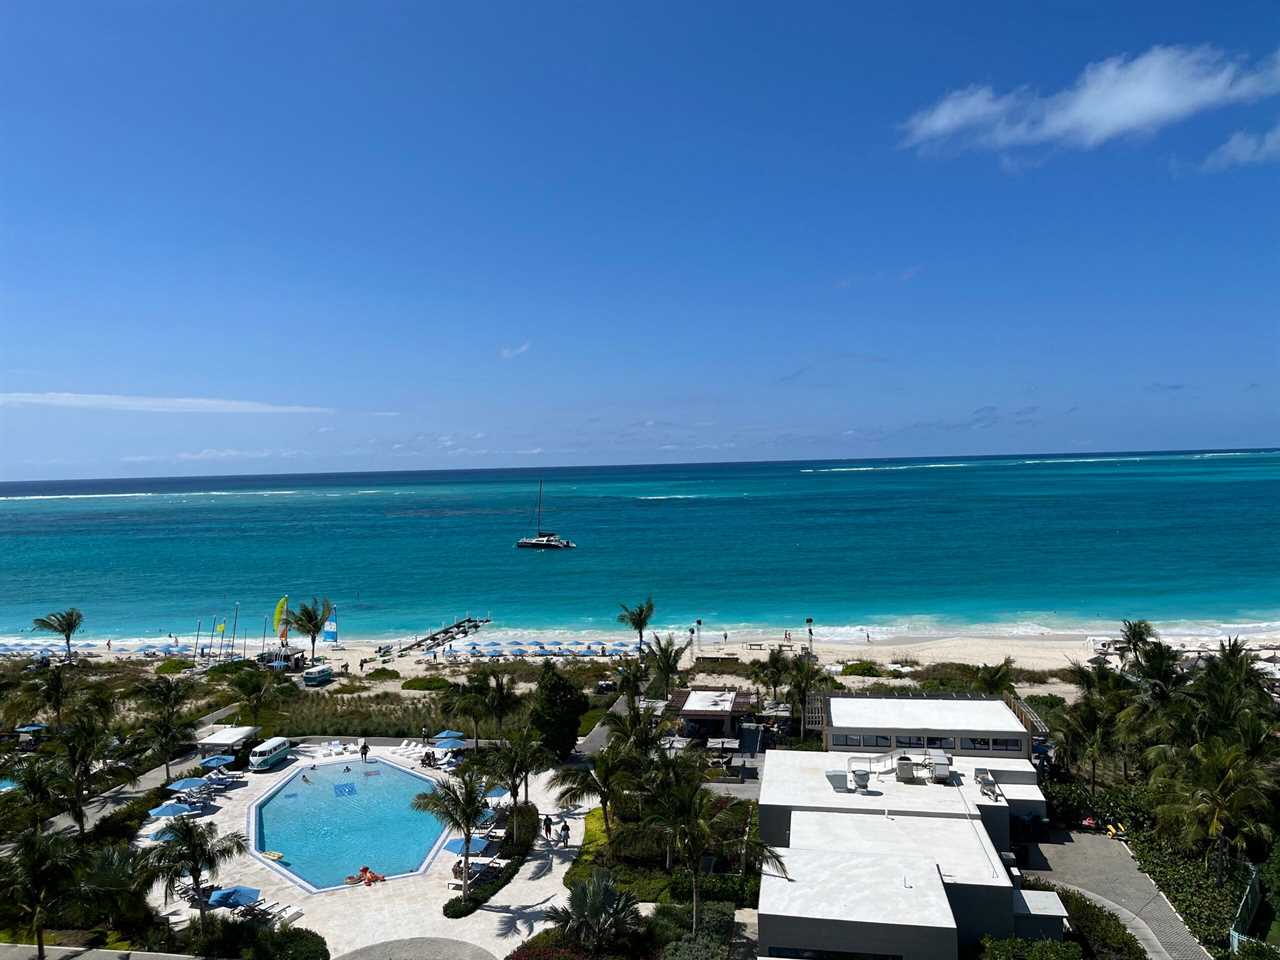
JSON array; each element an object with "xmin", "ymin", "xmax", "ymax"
[
  {"xmin": 4, "ymin": 754, "xmax": 61, "ymax": 832},
  {"xmin": 0, "ymin": 830, "xmax": 80, "ymax": 959},
  {"xmin": 286, "ymin": 597, "xmax": 332, "ymax": 666},
  {"xmin": 1052, "ymin": 697, "xmax": 1111, "ymax": 793},
  {"xmin": 971, "ymin": 657, "xmax": 1016, "ymax": 696},
  {"xmin": 550, "ymin": 743, "xmax": 632, "ymax": 856},
  {"xmin": 32, "ymin": 608, "xmax": 83, "ymax": 662},
  {"xmin": 484, "ymin": 672, "xmax": 521, "ymax": 732},
  {"xmin": 153, "ymin": 818, "xmax": 248, "ymax": 926},
  {"xmin": 787, "ymin": 655, "xmax": 832, "ymax": 740},
  {"xmin": 231, "ymin": 669, "xmax": 276, "ymax": 725},
  {"xmin": 135, "ymin": 676, "xmax": 196, "ymax": 782},
  {"xmin": 616, "ymin": 597, "xmax": 655, "ymax": 653},
  {"xmin": 72, "ymin": 845, "xmax": 157, "ymax": 931},
  {"xmin": 412, "ymin": 766, "xmax": 489, "ymax": 900},
  {"xmin": 545, "ymin": 869, "xmax": 644, "ymax": 958},
  {"xmin": 1150, "ymin": 736, "xmax": 1275, "ymax": 869},
  {"xmin": 601, "ymin": 706, "xmax": 667, "ymax": 759},
  {"xmin": 482, "ymin": 724, "xmax": 551, "ymax": 833},
  {"xmin": 645, "ymin": 633, "xmax": 690, "ymax": 699},
  {"xmin": 58, "ymin": 717, "xmax": 135, "ymax": 837},
  {"xmin": 444, "ymin": 682, "xmax": 488, "ymax": 747},
  {"xmin": 614, "ymin": 658, "xmax": 650, "ymax": 716},
  {"xmin": 640, "ymin": 779, "xmax": 741, "ymax": 934},
  {"xmin": 1117, "ymin": 619, "xmax": 1158, "ymax": 664},
  {"xmin": 26, "ymin": 664, "xmax": 73, "ymax": 727},
  {"xmin": 750, "ymin": 648, "xmax": 789, "ymax": 705}
]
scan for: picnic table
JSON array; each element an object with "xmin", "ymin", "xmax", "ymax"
[{"xmin": 747, "ymin": 642, "xmax": 765, "ymax": 650}]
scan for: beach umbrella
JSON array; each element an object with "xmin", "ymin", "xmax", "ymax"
[
  {"xmin": 148, "ymin": 802, "xmax": 196, "ymax": 818},
  {"xmin": 485, "ymin": 649, "xmax": 502, "ymax": 658},
  {"xmin": 434, "ymin": 738, "xmax": 466, "ymax": 750},
  {"xmin": 535, "ymin": 649, "xmax": 552, "ymax": 657},
  {"xmin": 528, "ymin": 640, "xmax": 546, "ymax": 647},
  {"xmin": 509, "ymin": 648, "xmax": 528, "ymax": 656},
  {"xmin": 200, "ymin": 755, "xmax": 236, "ymax": 769},
  {"xmin": 166, "ymin": 777, "xmax": 209, "ymax": 792},
  {"xmin": 485, "ymin": 786, "xmax": 509, "ymax": 799},
  {"xmin": 443, "ymin": 837, "xmax": 489, "ymax": 856},
  {"xmin": 432, "ymin": 729, "xmax": 465, "ymax": 740},
  {"xmin": 565, "ymin": 640, "xmax": 586, "ymax": 647},
  {"xmin": 209, "ymin": 885, "xmax": 261, "ymax": 909},
  {"xmin": 484, "ymin": 640, "xmax": 503, "ymax": 647}
]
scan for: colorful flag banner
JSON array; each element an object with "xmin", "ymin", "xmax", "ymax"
[{"xmin": 323, "ymin": 607, "xmax": 338, "ymax": 643}]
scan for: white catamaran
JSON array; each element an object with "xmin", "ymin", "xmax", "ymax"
[{"xmin": 516, "ymin": 480, "xmax": 576, "ymax": 550}]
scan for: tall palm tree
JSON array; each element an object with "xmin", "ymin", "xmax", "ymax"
[
  {"xmin": 1052, "ymin": 697, "xmax": 1111, "ymax": 793},
  {"xmin": 640, "ymin": 779, "xmax": 744, "ymax": 934},
  {"xmin": 286, "ymin": 597, "xmax": 332, "ymax": 666},
  {"xmin": 550, "ymin": 743, "xmax": 633, "ymax": 856},
  {"xmin": 135, "ymin": 676, "xmax": 195, "ymax": 782},
  {"xmin": 483, "ymin": 671, "xmax": 521, "ymax": 732},
  {"xmin": 787, "ymin": 655, "xmax": 832, "ymax": 740},
  {"xmin": 601, "ymin": 706, "xmax": 668, "ymax": 760},
  {"xmin": 645, "ymin": 633, "xmax": 690, "ymax": 699},
  {"xmin": 616, "ymin": 597, "xmax": 655, "ymax": 653},
  {"xmin": 482, "ymin": 724, "xmax": 551, "ymax": 830},
  {"xmin": 1149, "ymin": 736, "xmax": 1275, "ymax": 869},
  {"xmin": 411, "ymin": 766, "xmax": 489, "ymax": 900},
  {"xmin": 231, "ymin": 669, "xmax": 276, "ymax": 726},
  {"xmin": 153, "ymin": 818, "xmax": 248, "ymax": 926},
  {"xmin": 545, "ymin": 869, "xmax": 644, "ymax": 959},
  {"xmin": 58, "ymin": 717, "xmax": 135, "ymax": 837},
  {"xmin": 444, "ymin": 682, "xmax": 489, "ymax": 747},
  {"xmin": 72, "ymin": 845, "xmax": 157, "ymax": 932},
  {"xmin": 1117, "ymin": 619, "xmax": 1158, "ymax": 664},
  {"xmin": 26, "ymin": 664, "xmax": 73, "ymax": 728},
  {"xmin": 750, "ymin": 648, "xmax": 789, "ymax": 705},
  {"xmin": 0, "ymin": 830, "xmax": 81, "ymax": 959},
  {"xmin": 4, "ymin": 754, "xmax": 61, "ymax": 832},
  {"xmin": 32, "ymin": 608, "xmax": 83, "ymax": 662},
  {"xmin": 614, "ymin": 658, "xmax": 649, "ymax": 716},
  {"xmin": 971, "ymin": 657, "xmax": 1016, "ymax": 696}
]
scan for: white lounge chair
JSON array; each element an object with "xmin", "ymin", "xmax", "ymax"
[{"xmin": 391, "ymin": 739, "xmax": 411, "ymax": 755}]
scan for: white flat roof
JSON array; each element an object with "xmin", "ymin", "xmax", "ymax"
[
  {"xmin": 759, "ymin": 749, "xmax": 1009, "ymax": 816},
  {"xmin": 760, "ymin": 847, "xmax": 955, "ymax": 928},
  {"xmin": 828, "ymin": 697, "xmax": 1025, "ymax": 735},
  {"xmin": 198, "ymin": 725, "xmax": 260, "ymax": 748},
  {"xmin": 789, "ymin": 810, "xmax": 1009, "ymax": 888},
  {"xmin": 1014, "ymin": 889, "xmax": 1069, "ymax": 918},
  {"xmin": 683, "ymin": 689, "xmax": 736, "ymax": 713}
]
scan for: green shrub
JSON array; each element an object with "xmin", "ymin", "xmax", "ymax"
[
  {"xmin": 1237, "ymin": 942, "xmax": 1280, "ymax": 960},
  {"xmin": 365, "ymin": 667, "xmax": 401, "ymax": 681},
  {"xmin": 402, "ymin": 675, "xmax": 451, "ymax": 692},
  {"xmin": 1260, "ymin": 844, "xmax": 1280, "ymax": 917},
  {"xmin": 87, "ymin": 787, "xmax": 169, "ymax": 845},
  {"xmin": 269, "ymin": 926, "xmax": 329, "ymax": 960},
  {"xmin": 668, "ymin": 871, "xmax": 757, "ymax": 907},
  {"xmin": 1022, "ymin": 879, "xmax": 1147, "ymax": 960},
  {"xmin": 657, "ymin": 901, "xmax": 735, "ymax": 960},
  {"xmin": 504, "ymin": 928, "xmax": 587, "ymax": 960},
  {"xmin": 207, "ymin": 659, "xmax": 260, "ymax": 679},
  {"xmin": 979, "ymin": 936, "xmax": 1083, "ymax": 960},
  {"xmin": 840, "ymin": 660, "xmax": 884, "ymax": 677},
  {"xmin": 1042, "ymin": 782, "xmax": 1155, "ymax": 832},
  {"xmin": 155, "ymin": 659, "xmax": 194, "ymax": 675},
  {"xmin": 1126, "ymin": 833, "xmax": 1244, "ymax": 954},
  {"xmin": 1023, "ymin": 693, "xmax": 1066, "ymax": 717}
]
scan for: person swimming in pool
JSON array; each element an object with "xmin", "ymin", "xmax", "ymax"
[
  {"xmin": 343, "ymin": 765, "xmax": 351, "ymax": 772},
  {"xmin": 301, "ymin": 774, "xmax": 311, "ymax": 784}
]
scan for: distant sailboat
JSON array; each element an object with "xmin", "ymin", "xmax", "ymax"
[{"xmin": 516, "ymin": 480, "xmax": 576, "ymax": 550}]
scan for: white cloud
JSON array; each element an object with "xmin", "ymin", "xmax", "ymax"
[
  {"xmin": 1, "ymin": 392, "xmax": 333, "ymax": 414},
  {"xmin": 902, "ymin": 44, "xmax": 1280, "ymax": 154},
  {"xmin": 1203, "ymin": 118, "xmax": 1280, "ymax": 169},
  {"xmin": 500, "ymin": 341, "xmax": 531, "ymax": 360},
  {"xmin": 371, "ymin": 411, "xmax": 400, "ymax": 417},
  {"xmin": 121, "ymin": 448, "xmax": 278, "ymax": 463}
]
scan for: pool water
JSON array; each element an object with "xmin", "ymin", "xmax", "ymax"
[{"xmin": 253, "ymin": 759, "xmax": 447, "ymax": 889}]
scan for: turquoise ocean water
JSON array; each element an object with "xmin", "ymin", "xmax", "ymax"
[{"xmin": 1, "ymin": 450, "xmax": 1278, "ymax": 645}]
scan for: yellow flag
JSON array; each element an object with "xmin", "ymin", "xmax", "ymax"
[
  {"xmin": 272, "ymin": 596, "xmax": 288, "ymax": 633},
  {"xmin": 215, "ymin": 622, "xmax": 225, "ymax": 634}
]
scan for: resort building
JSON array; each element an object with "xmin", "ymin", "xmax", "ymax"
[
  {"xmin": 667, "ymin": 686, "xmax": 755, "ymax": 736},
  {"xmin": 822, "ymin": 693, "xmax": 1041, "ymax": 760},
  {"xmin": 757, "ymin": 697, "xmax": 1060, "ymax": 960}
]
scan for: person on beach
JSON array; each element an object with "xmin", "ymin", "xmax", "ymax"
[
  {"xmin": 106, "ymin": 639, "xmax": 112, "ymax": 651},
  {"xmin": 543, "ymin": 815, "xmax": 553, "ymax": 841}
]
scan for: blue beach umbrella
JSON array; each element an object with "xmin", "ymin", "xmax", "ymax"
[
  {"xmin": 528, "ymin": 640, "xmax": 545, "ymax": 647},
  {"xmin": 434, "ymin": 738, "xmax": 466, "ymax": 750},
  {"xmin": 167, "ymin": 777, "xmax": 209, "ymax": 792},
  {"xmin": 485, "ymin": 786, "xmax": 509, "ymax": 799},
  {"xmin": 148, "ymin": 802, "xmax": 195, "ymax": 818},
  {"xmin": 432, "ymin": 729, "xmax": 465, "ymax": 740},
  {"xmin": 508, "ymin": 647, "xmax": 528, "ymax": 656},
  {"xmin": 443, "ymin": 836, "xmax": 489, "ymax": 856},
  {"xmin": 484, "ymin": 640, "xmax": 503, "ymax": 647},
  {"xmin": 200, "ymin": 755, "xmax": 236, "ymax": 769},
  {"xmin": 485, "ymin": 650, "xmax": 502, "ymax": 658},
  {"xmin": 16, "ymin": 723, "xmax": 47, "ymax": 733},
  {"xmin": 565, "ymin": 640, "xmax": 585, "ymax": 647},
  {"xmin": 209, "ymin": 886, "xmax": 261, "ymax": 909}
]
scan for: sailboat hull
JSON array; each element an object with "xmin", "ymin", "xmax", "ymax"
[{"xmin": 516, "ymin": 536, "xmax": 576, "ymax": 549}]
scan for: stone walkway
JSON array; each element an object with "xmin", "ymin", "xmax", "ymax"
[
  {"xmin": 1025, "ymin": 831, "xmax": 1210, "ymax": 960},
  {"xmin": 335, "ymin": 937, "xmax": 498, "ymax": 960}
]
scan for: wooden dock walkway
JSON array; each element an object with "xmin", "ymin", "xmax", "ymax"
[{"xmin": 404, "ymin": 615, "xmax": 492, "ymax": 654}]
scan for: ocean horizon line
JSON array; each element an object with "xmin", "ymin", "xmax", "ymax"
[{"xmin": 2, "ymin": 444, "xmax": 1277, "ymax": 489}]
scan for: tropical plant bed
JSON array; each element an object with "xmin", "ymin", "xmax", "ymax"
[
  {"xmin": 1126, "ymin": 832, "xmax": 1245, "ymax": 957},
  {"xmin": 1020, "ymin": 878, "xmax": 1145, "ymax": 960},
  {"xmin": 504, "ymin": 899, "xmax": 736, "ymax": 960},
  {"xmin": 443, "ymin": 803, "xmax": 540, "ymax": 918}
]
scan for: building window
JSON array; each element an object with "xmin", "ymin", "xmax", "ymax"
[
  {"xmin": 927, "ymin": 736, "xmax": 955, "ymax": 750},
  {"xmin": 844, "ymin": 734, "xmax": 861, "ymax": 747},
  {"xmin": 960, "ymin": 737, "xmax": 991, "ymax": 751},
  {"xmin": 861, "ymin": 734, "xmax": 890, "ymax": 749},
  {"xmin": 831, "ymin": 734, "xmax": 846, "ymax": 746},
  {"xmin": 895, "ymin": 735, "xmax": 925, "ymax": 749},
  {"xmin": 992, "ymin": 737, "xmax": 1023, "ymax": 752}
]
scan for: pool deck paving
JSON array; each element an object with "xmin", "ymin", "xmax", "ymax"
[{"xmin": 144, "ymin": 744, "xmax": 584, "ymax": 960}]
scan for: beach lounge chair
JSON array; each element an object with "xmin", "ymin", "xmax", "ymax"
[
  {"xmin": 343, "ymin": 741, "xmax": 357, "ymax": 755},
  {"xmin": 391, "ymin": 739, "xmax": 411, "ymax": 755}
]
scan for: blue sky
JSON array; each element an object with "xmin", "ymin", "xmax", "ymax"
[{"xmin": 1, "ymin": 2, "xmax": 1277, "ymax": 481}]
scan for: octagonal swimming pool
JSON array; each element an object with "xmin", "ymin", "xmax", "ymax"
[{"xmin": 252, "ymin": 758, "xmax": 447, "ymax": 890}]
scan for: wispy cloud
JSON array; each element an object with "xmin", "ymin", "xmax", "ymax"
[
  {"xmin": 371, "ymin": 411, "xmax": 400, "ymax": 417},
  {"xmin": 902, "ymin": 44, "xmax": 1280, "ymax": 156},
  {"xmin": 1, "ymin": 392, "xmax": 332, "ymax": 414},
  {"xmin": 121, "ymin": 448, "xmax": 286, "ymax": 463},
  {"xmin": 1146, "ymin": 382, "xmax": 1187, "ymax": 393},
  {"xmin": 500, "ymin": 341, "xmax": 531, "ymax": 360},
  {"xmin": 1203, "ymin": 118, "xmax": 1280, "ymax": 170}
]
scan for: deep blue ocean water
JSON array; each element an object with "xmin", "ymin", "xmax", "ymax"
[{"xmin": 1, "ymin": 450, "xmax": 1278, "ymax": 644}]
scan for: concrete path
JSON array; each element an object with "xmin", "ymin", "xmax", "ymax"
[
  {"xmin": 43, "ymin": 751, "xmax": 198, "ymax": 837},
  {"xmin": 1025, "ymin": 831, "xmax": 1210, "ymax": 960},
  {"xmin": 0, "ymin": 946, "xmax": 204, "ymax": 960},
  {"xmin": 576, "ymin": 697, "xmax": 627, "ymax": 756}
]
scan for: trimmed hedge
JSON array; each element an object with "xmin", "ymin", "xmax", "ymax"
[
  {"xmin": 668, "ymin": 870, "xmax": 759, "ymax": 908},
  {"xmin": 980, "ymin": 937, "xmax": 1083, "ymax": 960},
  {"xmin": 402, "ymin": 675, "xmax": 451, "ymax": 692},
  {"xmin": 657, "ymin": 901, "xmax": 735, "ymax": 960},
  {"xmin": 1022, "ymin": 879, "xmax": 1146, "ymax": 960}
]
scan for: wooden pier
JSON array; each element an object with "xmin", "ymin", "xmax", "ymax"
[{"xmin": 405, "ymin": 615, "xmax": 492, "ymax": 654}]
